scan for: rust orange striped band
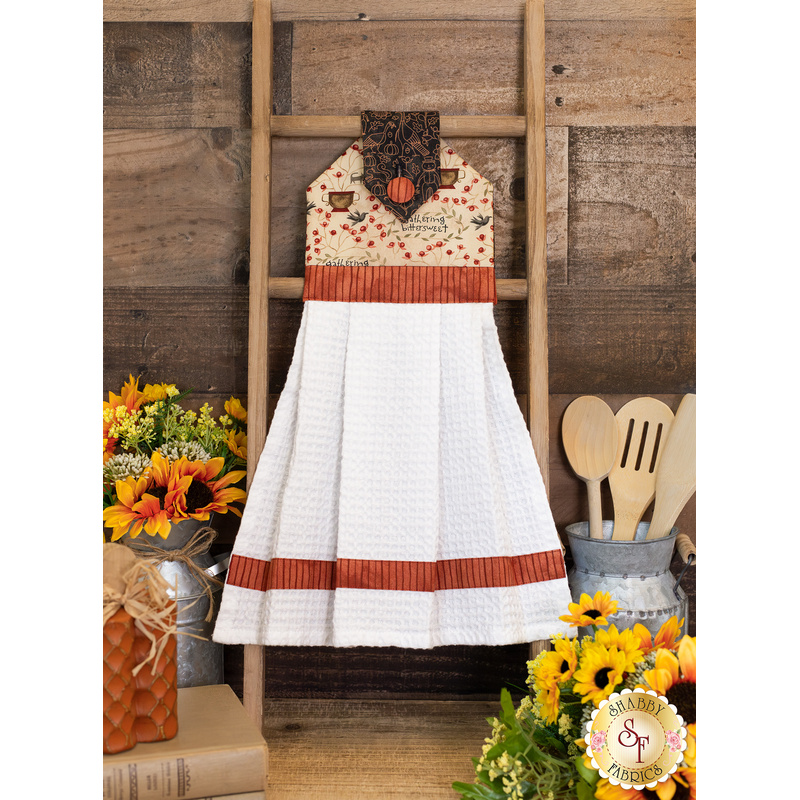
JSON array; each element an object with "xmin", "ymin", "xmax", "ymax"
[
  {"xmin": 303, "ymin": 264, "xmax": 497, "ymax": 304},
  {"xmin": 226, "ymin": 551, "xmax": 565, "ymax": 593}
]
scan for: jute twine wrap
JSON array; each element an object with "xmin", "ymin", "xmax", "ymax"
[
  {"xmin": 124, "ymin": 527, "xmax": 224, "ymax": 623},
  {"xmin": 103, "ymin": 543, "xmax": 178, "ymax": 676}
]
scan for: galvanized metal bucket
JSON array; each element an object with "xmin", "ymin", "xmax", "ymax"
[
  {"xmin": 564, "ymin": 520, "xmax": 687, "ymax": 639},
  {"xmin": 123, "ymin": 518, "xmax": 229, "ymax": 688}
]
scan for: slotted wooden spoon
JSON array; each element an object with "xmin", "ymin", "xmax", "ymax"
[
  {"xmin": 561, "ymin": 396, "xmax": 619, "ymax": 540},
  {"xmin": 608, "ymin": 397, "xmax": 674, "ymax": 540},
  {"xmin": 647, "ymin": 393, "xmax": 696, "ymax": 539}
]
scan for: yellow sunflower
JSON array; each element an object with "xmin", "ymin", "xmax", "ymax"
[
  {"xmin": 224, "ymin": 396, "xmax": 247, "ymax": 425},
  {"xmin": 129, "ymin": 492, "xmax": 174, "ymax": 540},
  {"xmin": 226, "ymin": 429, "xmax": 247, "ymax": 460},
  {"xmin": 147, "ymin": 452, "xmax": 193, "ymax": 520},
  {"xmin": 103, "ymin": 374, "xmax": 145, "ymax": 463},
  {"xmin": 107, "ymin": 374, "xmax": 145, "ymax": 411},
  {"xmin": 559, "ymin": 591, "xmax": 619, "ymax": 628},
  {"xmin": 595, "ymin": 624, "xmax": 645, "ymax": 672},
  {"xmin": 678, "ymin": 765, "xmax": 696, "ymax": 799},
  {"xmin": 683, "ymin": 722, "xmax": 696, "ymax": 768},
  {"xmin": 648, "ymin": 769, "xmax": 695, "ymax": 800},
  {"xmin": 535, "ymin": 678, "xmax": 561, "ymax": 725},
  {"xmin": 572, "ymin": 642, "xmax": 628, "ymax": 706},
  {"xmin": 141, "ymin": 381, "xmax": 178, "ymax": 402},
  {"xmin": 173, "ymin": 456, "xmax": 247, "ymax": 519},
  {"xmin": 594, "ymin": 779, "xmax": 645, "ymax": 800},
  {"xmin": 633, "ymin": 615, "xmax": 683, "ymax": 654},
  {"xmin": 102, "ymin": 476, "xmax": 152, "ymax": 541},
  {"xmin": 638, "ymin": 635, "xmax": 696, "ymax": 727},
  {"xmin": 533, "ymin": 636, "xmax": 579, "ymax": 687},
  {"xmin": 596, "ymin": 762, "xmax": 695, "ymax": 800}
]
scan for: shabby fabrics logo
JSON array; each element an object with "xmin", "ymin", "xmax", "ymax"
[{"xmin": 585, "ymin": 687, "xmax": 687, "ymax": 790}]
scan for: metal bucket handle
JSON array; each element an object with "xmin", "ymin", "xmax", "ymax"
[
  {"xmin": 673, "ymin": 533, "xmax": 696, "ymax": 598},
  {"xmin": 204, "ymin": 551, "xmax": 230, "ymax": 579}
]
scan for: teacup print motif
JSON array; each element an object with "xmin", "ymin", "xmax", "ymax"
[
  {"xmin": 324, "ymin": 190, "xmax": 360, "ymax": 212},
  {"xmin": 585, "ymin": 688, "xmax": 687, "ymax": 790},
  {"xmin": 439, "ymin": 167, "xmax": 464, "ymax": 188}
]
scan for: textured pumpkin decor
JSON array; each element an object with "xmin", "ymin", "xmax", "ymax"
[
  {"xmin": 103, "ymin": 543, "xmax": 179, "ymax": 754},
  {"xmin": 453, "ymin": 594, "xmax": 697, "ymax": 800},
  {"xmin": 103, "ymin": 375, "xmax": 247, "ymax": 541},
  {"xmin": 386, "ymin": 164, "xmax": 416, "ymax": 204}
]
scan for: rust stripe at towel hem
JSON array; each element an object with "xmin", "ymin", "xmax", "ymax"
[
  {"xmin": 226, "ymin": 551, "xmax": 566, "ymax": 593},
  {"xmin": 303, "ymin": 264, "xmax": 497, "ymax": 304}
]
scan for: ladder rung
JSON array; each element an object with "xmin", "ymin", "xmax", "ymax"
[
  {"xmin": 268, "ymin": 277, "xmax": 527, "ymax": 300},
  {"xmin": 271, "ymin": 115, "xmax": 526, "ymax": 138}
]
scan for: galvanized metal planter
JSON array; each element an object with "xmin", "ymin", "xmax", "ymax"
[
  {"xmin": 564, "ymin": 521, "xmax": 688, "ymax": 639},
  {"xmin": 122, "ymin": 518, "xmax": 229, "ymax": 688}
]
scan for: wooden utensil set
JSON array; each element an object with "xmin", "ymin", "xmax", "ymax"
[{"xmin": 562, "ymin": 394, "xmax": 696, "ymax": 541}]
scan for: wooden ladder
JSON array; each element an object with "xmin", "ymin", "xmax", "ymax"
[{"xmin": 245, "ymin": 0, "xmax": 551, "ymax": 727}]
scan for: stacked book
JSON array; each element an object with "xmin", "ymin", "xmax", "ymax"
[{"xmin": 103, "ymin": 684, "xmax": 268, "ymax": 800}]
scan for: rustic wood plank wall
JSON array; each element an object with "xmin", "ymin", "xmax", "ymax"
[{"xmin": 103, "ymin": 1, "xmax": 695, "ymax": 698}]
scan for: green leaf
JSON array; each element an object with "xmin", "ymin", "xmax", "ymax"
[
  {"xmin": 576, "ymin": 779, "xmax": 596, "ymax": 800},
  {"xmin": 575, "ymin": 755, "xmax": 600, "ymax": 787},
  {"xmin": 498, "ymin": 688, "xmax": 518, "ymax": 727},
  {"xmin": 532, "ymin": 724, "xmax": 567, "ymax": 755},
  {"xmin": 451, "ymin": 778, "xmax": 507, "ymax": 800}
]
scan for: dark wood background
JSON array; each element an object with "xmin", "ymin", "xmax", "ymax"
[{"xmin": 103, "ymin": 3, "xmax": 695, "ymax": 699}]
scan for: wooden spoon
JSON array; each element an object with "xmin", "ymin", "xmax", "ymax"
[
  {"xmin": 646, "ymin": 393, "xmax": 696, "ymax": 539},
  {"xmin": 608, "ymin": 397, "xmax": 674, "ymax": 540},
  {"xmin": 561, "ymin": 396, "xmax": 619, "ymax": 540}
]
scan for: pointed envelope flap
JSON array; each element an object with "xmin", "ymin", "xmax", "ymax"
[{"xmin": 361, "ymin": 111, "xmax": 440, "ymax": 222}]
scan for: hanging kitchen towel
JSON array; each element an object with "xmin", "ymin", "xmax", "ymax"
[
  {"xmin": 361, "ymin": 110, "xmax": 441, "ymax": 222},
  {"xmin": 212, "ymin": 123, "xmax": 574, "ymax": 649}
]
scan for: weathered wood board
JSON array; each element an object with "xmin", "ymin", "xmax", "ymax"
[
  {"xmin": 103, "ymin": 22, "xmax": 254, "ymax": 128},
  {"xmin": 289, "ymin": 19, "xmax": 695, "ymax": 126},
  {"xmin": 104, "ymin": 20, "xmax": 694, "ymax": 129},
  {"xmin": 568, "ymin": 126, "xmax": 696, "ymax": 284},
  {"xmin": 103, "ymin": 128, "xmax": 252, "ymax": 284},
  {"xmin": 104, "ymin": 0, "xmax": 697, "ymax": 24}
]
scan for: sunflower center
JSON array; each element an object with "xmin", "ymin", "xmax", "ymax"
[
  {"xmin": 643, "ymin": 782, "xmax": 689, "ymax": 800},
  {"xmin": 560, "ymin": 659, "xmax": 570, "ymax": 674},
  {"xmin": 148, "ymin": 485, "xmax": 169, "ymax": 508},
  {"xmin": 666, "ymin": 681, "xmax": 696, "ymax": 725},
  {"xmin": 584, "ymin": 609, "xmax": 602, "ymax": 620},
  {"xmin": 184, "ymin": 479, "xmax": 215, "ymax": 513},
  {"xmin": 594, "ymin": 667, "xmax": 612, "ymax": 689}
]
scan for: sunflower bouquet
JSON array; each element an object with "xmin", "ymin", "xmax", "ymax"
[
  {"xmin": 453, "ymin": 592, "xmax": 696, "ymax": 800},
  {"xmin": 102, "ymin": 375, "xmax": 248, "ymax": 541}
]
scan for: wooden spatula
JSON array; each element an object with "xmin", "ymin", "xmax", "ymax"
[
  {"xmin": 561, "ymin": 396, "xmax": 619, "ymax": 540},
  {"xmin": 646, "ymin": 393, "xmax": 696, "ymax": 539},
  {"xmin": 608, "ymin": 397, "xmax": 674, "ymax": 540}
]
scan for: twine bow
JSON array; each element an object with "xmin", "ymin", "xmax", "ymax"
[
  {"xmin": 103, "ymin": 556, "xmax": 178, "ymax": 676},
  {"xmin": 125, "ymin": 527, "xmax": 225, "ymax": 622}
]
